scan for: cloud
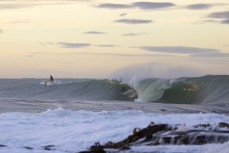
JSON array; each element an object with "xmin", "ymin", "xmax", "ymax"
[
  {"xmin": 208, "ymin": 11, "xmax": 229, "ymax": 19},
  {"xmin": 39, "ymin": 42, "xmax": 56, "ymax": 45},
  {"xmin": 140, "ymin": 46, "xmax": 229, "ymax": 57},
  {"xmin": 120, "ymin": 13, "xmax": 127, "ymax": 17},
  {"xmin": 57, "ymin": 42, "xmax": 91, "ymax": 48},
  {"xmin": 207, "ymin": 11, "xmax": 229, "ymax": 24},
  {"xmin": 200, "ymin": 19, "xmax": 219, "ymax": 24},
  {"xmin": 0, "ymin": 29, "xmax": 3, "ymax": 33},
  {"xmin": 115, "ymin": 19, "xmax": 153, "ymax": 24},
  {"xmin": 191, "ymin": 52, "xmax": 229, "ymax": 57},
  {"xmin": 122, "ymin": 32, "xmax": 145, "ymax": 36},
  {"xmin": 132, "ymin": 2, "xmax": 175, "ymax": 10},
  {"xmin": 141, "ymin": 46, "xmax": 219, "ymax": 54},
  {"xmin": 186, "ymin": 4, "xmax": 212, "ymax": 10},
  {"xmin": 0, "ymin": 4, "xmax": 35, "ymax": 10},
  {"xmin": 221, "ymin": 19, "xmax": 229, "ymax": 24},
  {"xmin": 9, "ymin": 19, "xmax": 30, "ymax": 24},
  {"xmin": 97, "ymin": 2, "xmax": 175, "ymax": 10},
  {"xmin": 97, "ymin": 3, "xmax": 130, "ymax": 9},
  {"xmin": 0, "ymin": 0, "xmax": 92, "ymax": 10},
  {"xmin": 96, "ymin": 44, "xmax": 116, "ymax": 47},
  {"xmin": 84, "ymin": 31, "xmax": 107, "ymax": 34},
  {"xmin": 45, "ymin": 42, "xmax": 116, "ymax": 48}
]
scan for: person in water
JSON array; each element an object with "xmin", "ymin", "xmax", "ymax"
[{"xmin": 50, "ymin": 75, "xmax": 54, "ymax": 82}]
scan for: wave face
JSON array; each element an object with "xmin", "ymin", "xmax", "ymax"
[
  {"xmin": 0, "ymin": 79, "xmax": 137, "ymax": 101},
  {"xmin": 0, "ymin": 75, "xmax": 228, "ymax": 105},
  {"xmin": 134, "ymin": 75, "xmax": 229, "ymax": 104}
]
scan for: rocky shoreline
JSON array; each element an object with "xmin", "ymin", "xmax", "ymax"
[{"xmin": 80, "ymin": 122, "xmax": 229, "ymax": 153}]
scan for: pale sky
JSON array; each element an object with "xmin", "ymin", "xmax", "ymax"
[{"xmin": 0, "ymin": 0, "xmax": 229, "ymax": 78}]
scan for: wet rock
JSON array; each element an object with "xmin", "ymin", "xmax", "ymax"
[
  {"xmin": 80, "ymin": 122, "xmax": 229, "ymax": 153},
  {"xmin": 219, "ymin": 122, "xmax": 229, "ymax": 128},
  {"xmin": 24, "ymin": 146, "xmax": 34, "ymax": 150},
  {"xmin": 43, "ymin": 145, "xmax": 55, "ymax": 150}
]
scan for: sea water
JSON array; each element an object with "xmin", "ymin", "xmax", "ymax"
[{"xmin": 0, "ymin": 76, "xmax": 228, "ymax": 153}]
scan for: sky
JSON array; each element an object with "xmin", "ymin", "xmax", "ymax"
[{"xmin": 0, "ymin": 0, "xmax": 229, "ymax": 78}]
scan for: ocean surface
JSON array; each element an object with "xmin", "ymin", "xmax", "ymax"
[{"xmin": 0, "ymin": 75, "xmax": 229, "ymax": 153}]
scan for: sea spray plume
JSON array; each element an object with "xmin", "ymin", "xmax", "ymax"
[
  {"xmin": 109, "ymin": 63, "xmax": 202, "ymax": 94},
  {"xmin": 109, "ymin": 63, "xmax": 224, "ymax": 103},
  {"xmin": 109, "ymin": 63, "xmax": 203, "ymax": 83}
]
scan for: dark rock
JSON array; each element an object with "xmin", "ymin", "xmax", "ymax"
[
  {"xmin": 79, "ymin": 122, "xmax": 229, "ymax": 153},
  {"xmin": 89, "ymin": 142, "xmax": 106, "ymax": 153},
  {"xmin": 43, "ymin": 145, "xmax": 55, "ymax": 150},
  {"xmin": 24, "ymin": 146, "xmax": 34, "ymax": 150},
  {"xmin": 219, "ymin": 122, "xmax": 229, "ymax": 128},
  {"xmin": 193, "ymin": 123, "xmax": 211, "ymax": 128}
]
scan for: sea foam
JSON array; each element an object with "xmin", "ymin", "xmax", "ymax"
[{"xmin": 0, "ymin": 108, "xmax": 229, "ymax": 153}]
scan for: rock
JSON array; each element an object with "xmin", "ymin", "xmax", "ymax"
[
  {"xmin": 0, "ymin": 144, "xmax": 7, "ymax": 147},
  {"xmin": 24, "ymin": 146, "xmax": 34, "ymax": 150},
  {"xmin": 79, "ymin": 122, "xmax": 229, "ymax": 153},
  {"xmin": 219, "ymin": 122, "xmax": 229, "ymax": 128},
  {"xmin": 43, "ymin": 145, "xmax": 55, "ymax": 150}
]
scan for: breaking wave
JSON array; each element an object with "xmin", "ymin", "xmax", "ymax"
[
  {"xmin": 0, "ymin": 75, "xmax": 228, "ymax": 105},
  {"xmin": 134, "ymin": 75, "xmax": 229, "ymax": 104}
]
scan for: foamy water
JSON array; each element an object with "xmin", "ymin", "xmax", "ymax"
[{"xmin": 0, "ymin": 108, "xmax": 229, "ymax": 153}]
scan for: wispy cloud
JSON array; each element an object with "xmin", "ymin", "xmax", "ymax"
[
  {"xmin": 208, "ymin": 11, "xmax": 229, "ymax": 24},
  {"xmin": 191, "ymin": 52, "xmax": 229, "ymax": 57},
  {"xmin": 132, "ymin": 2, "xmax": 175, "ymax": 10},
  {"xmin": 39, "ymin": 42, "xmax": 56, "ymax": 46},
  {"xmin": 46, "ymin": 42, "xmax": 115, "ymax": 48},
  {"xmin": 0, "ymin": 4, "xmax": 36, "ymax": 10},
  {"xmin": 0, "ymin": 0, "xmax": 92, "ymax": 10},
  {"xmin": 208, "ymin": 11, "xmax": 229, "ymax": 19},
  {"xmin": 122, "ymin": 32, "xmax": 145, "ymax": 36},
  {"xmin": 221, "ymin": 19, "xmax": 229, "ymax": 24},
  {"xmin": 57, "ymin": 42, "xmax": 91, "ymax": 48},
  {"xmin": 120, "ymin": 13, "xmax": 127, "ymax": 17},
  {"xmin": 140, "ymin": 46, "xmax": 229, "ymax": 57},
  {"xmin": 0, "ymin": 29, "xmax": 3, "ymax": 33},
  {"xmin": 141, "ymin": 46, "xmax": 218, "ymax": 54},
  {"xmin": 84, "ymin": 31, "xmax": 107, "ymax": 34},
  {"xmin": 97, "ymin": 3, "xmax": 130, "ymax": 9},
  {"xmin": 8, "ymin": 19, "xmax": 30, "ymax": 24},
  {"xmin": 115, "ymin": 19, "xmax": 153, "ymax": 24},
  {"xmin": 186, "ymin": 4, "xmax": 213, "ymax": 10},
  {"xmin": 96, "ymin": 44, "xmax": 116, "ymax": 47},
  {"xmin": 97, "ymin": 2, "xmax": 175, "ymax": 10}
]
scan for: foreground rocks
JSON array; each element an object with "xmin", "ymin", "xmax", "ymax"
[{"xmin": 80, "ymin": 122, "xmax": 229, "ymax": 153}]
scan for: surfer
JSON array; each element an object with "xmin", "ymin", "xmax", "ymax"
[{"xmin": 50, "ymin": 75, "xmax": 54, "ymax": 82}]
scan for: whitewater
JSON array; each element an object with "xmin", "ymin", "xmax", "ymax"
[{"xmin": 0, "ymin": 75, "xmax": 229, "ymax": 153}]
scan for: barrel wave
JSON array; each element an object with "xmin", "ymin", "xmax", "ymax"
[{"xmin": 134, "ymin": 75, "xmax": 229, "ymax": 104}]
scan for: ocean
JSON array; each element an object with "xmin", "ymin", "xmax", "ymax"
[{"xmin": 0, "ymin": 75, "xmax": 229, "ymax": 153}]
